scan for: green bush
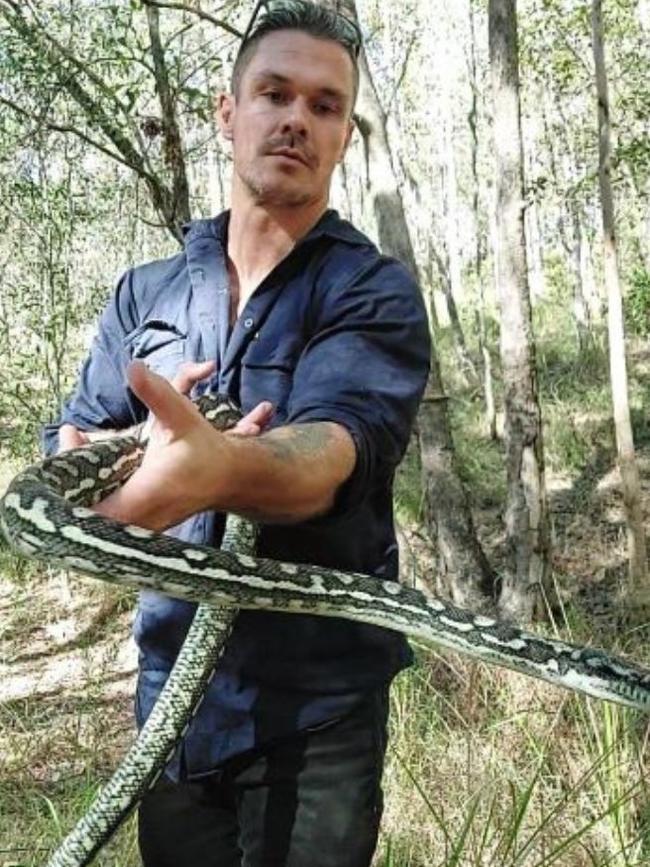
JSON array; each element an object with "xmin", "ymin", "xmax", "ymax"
[{"xmin": 625, "ymin": 267, "xmax": 650, "ymax": 336}]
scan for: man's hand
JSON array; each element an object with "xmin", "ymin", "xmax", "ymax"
[
  {"xmin": 58, "ymin": 425, "xmax": 91, "ymax": 451},
  {"xmin": 81, "ymin": 361, "xmax": 272, "ymax": 530},
  {"xmin": 91, "ymin": 360, "xmax": 355, "ymax": 531},
  {"xmin": 57, "ymin": 361, "xmax": 273, "ymax": 454}
]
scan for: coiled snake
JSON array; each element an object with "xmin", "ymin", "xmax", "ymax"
[{"xmin": 2, "ymin": 393, "xmax": 650, "ymax": 866}]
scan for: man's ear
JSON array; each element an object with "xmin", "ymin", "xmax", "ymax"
[
  {"xmin": 338, "ymin": 118, "xmax": 355, "ymax": 163},
  {"xmin": 215, "ymin": 92, "xmax": 235, "ymax": 141}
]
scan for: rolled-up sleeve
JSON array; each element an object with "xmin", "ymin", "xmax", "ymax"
[
  {"xmin": 41, "ymin": 270, "xmax": 143, "ymax": 455},
  {"xmin": 286, "ymin": 256, "xmax": 431, "ymax": 513}
]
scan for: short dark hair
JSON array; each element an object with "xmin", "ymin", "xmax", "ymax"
[{"xmin": 231, "ymin": 1, "xmax": 360, "ymax": 109}]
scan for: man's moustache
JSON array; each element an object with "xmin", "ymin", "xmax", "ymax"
[{"xmin": 263, "ymin": 139, "xmax": 313, "ymax": 166}]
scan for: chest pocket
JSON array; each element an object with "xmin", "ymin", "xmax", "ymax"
[
  {"xmin": 124, "ymin": 320, "xmax": 187, "ymax": 380},
  {"xmin": 240, "ymin": 333, "xmax": 304, "ymax": 420}
]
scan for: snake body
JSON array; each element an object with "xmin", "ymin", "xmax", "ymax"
[
  {"xmin": 2, "ymin": 395, "xmax": 650, "ymax": 865},
  {"xmin": 6, "ymin": 397, "xmax": 252, "ymax": 867}
]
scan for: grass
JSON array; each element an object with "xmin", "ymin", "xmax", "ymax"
[
  {"xmin": 377, "ymin": 653, "xmax": 650, "ymax": 866},
  {"xmin": 3, "ymin": 306, "xmax": 650, "ymax": 865},
  {"xmin": 0, "ymin": 778, "xmax": 138, "ymax": 866}
]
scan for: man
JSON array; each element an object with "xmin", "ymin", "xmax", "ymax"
[{"xmin": 44, "ymin": 2, "xmax": 430, "ymax": 864}]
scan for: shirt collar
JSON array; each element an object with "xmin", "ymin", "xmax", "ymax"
[{"xmin": 181, "ymin": 208, "xmax": 369, "ymax": 250}]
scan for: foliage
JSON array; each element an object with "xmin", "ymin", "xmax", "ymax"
[{"xmin": 624, "ymin": 268, "xmax": 650, "ymax": 337}]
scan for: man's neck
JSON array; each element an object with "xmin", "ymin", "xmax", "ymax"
[{"xmin": 226, "ymin": 190, "xmax": 328, "ymax": 317}]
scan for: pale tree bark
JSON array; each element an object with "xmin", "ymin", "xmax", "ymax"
[
  {"xmin": 569, "ymin": 207, "xmax": 591, "ymax": 347},
  {"xmin": 439, "ymin": 113, "xmax": 464, "ymax": 305},
  {"xmin": 592, "ymin": 0, "xmax": 647, "ymax": 587},
  {"xmin": 489, "ymin": 0, "xmax": 551, "ymax": 622},
  {"xmin": 553, "ymin": 98, "xmax": 604, "ymax": 325},
  {"xmin": 418, "ymin": 358, "xmax": 495, "ymax": 607},
  {"xmin": 525, "ymin": 196, "xmax": 546, "ymax": 300},
  {"xmin": 522, "ymin": 137, "xmax": 546, "ymax": 300},
  {"xmin": 428, "ymin": 239, "xmax": 478, "ymax": 381},
  {"xmin": 146, "ymin": 4, "xmax": 191, "ymax": 228},
  {"xmin": 329, "ymin": 0, "xmax": 495, "ymax": 608},
  {"xmin": 468, "ymin": 0, "xmax": 497, "ymax": 439}
]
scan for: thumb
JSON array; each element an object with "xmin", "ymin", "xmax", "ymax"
[
  {"xmin": 58, "ymin": 424, "xmax": 89, "ymax": 453},
  {"xmin": 127, "ymin": 361, "xmax": 200, "ymax": 437}
]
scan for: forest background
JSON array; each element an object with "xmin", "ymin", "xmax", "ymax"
[{"xmin": 1, "ymin": 0, "xmax": 650, "ymax": 864}]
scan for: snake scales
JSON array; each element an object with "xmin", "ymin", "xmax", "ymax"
[{"xmin": 2, "ymin": 393, "xmax": 650, "ymax": 866}]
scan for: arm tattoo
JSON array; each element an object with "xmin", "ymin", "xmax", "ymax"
[
  {"xmin": 256, "ymin": 422, "xmax": 337, "ymax": 464},
  {"xmin": 228, "ymin": 422, "xmax": 354, "ymax": 523}
]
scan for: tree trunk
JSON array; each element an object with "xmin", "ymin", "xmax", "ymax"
[
  {"xmin": 468, "ymin": 0, "xmax": 497, "ymax": 439},
  {"xmin": 333, "ymin": 0, "xmax": 495, "ymax": 606},
  {"xmin": 440, "ymin": 111, "xmax": 464, "ymax": 305},
  {"xmin": 544, "ymin": 95, "xmax": 592, "ymax": 347},
  {"xmin": 592, "ymin": 0, "xmax": 647, "ymax": 587},
  {"xmin": 419, "ymin": 356, "xmax": 495, "ymax": 608},
  {"xmin": 570, "ymin": 206, "xmax": 591, "ymax": 348},
  {"xmin": 429, "ymin": 239, "xmax": 478, "ymax": 381},
  {"xmin": 146, "ymin": 5, "xmax": 192, "ymax": 229},
  {"xmin": 489, "ymin": 0, "xmax": 550, "ymax": 622}
]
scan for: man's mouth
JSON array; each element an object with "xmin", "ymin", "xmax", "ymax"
[{"xmin": 269, "ymin": 147, "xmax": 309, "ymax": 167}]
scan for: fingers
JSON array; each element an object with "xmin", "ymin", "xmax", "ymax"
[
  {"xmin": 230, "ymin": 401, "xmax": 274, "ymax": 437},
  {"xmin": 129, "ymin": 360, "xmax": 273, "ymax": 441},
  {"xmin": 127, "ymin": 360, "xmax": 200, "ymax": 437},
  {"xmin": 58, "ymin": 424, "xmax": 89, "ymax": 453},
  {"xmin": 171, "ymin": 360, "xmax": 216, "ymax": 396}
]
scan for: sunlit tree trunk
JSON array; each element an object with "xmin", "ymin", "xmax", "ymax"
[
  {"xmin": 569, "ymin": 207, "xmax": 591, "ymax": 347},
  {"xmin": 428, "ymin": 238, "xmax": 478, "ymax": 381},
  {"xmin": 543, "ymin": 96, "xmax": 593, "ymax": 346},
  {"xmin": 489, "ymin": 0, "xmax": 551, "ymax": 622},
  {"xmin": 468, "ymin": 0, "xmax": 497, "ymax": 439},
  {"xmin": 440, "ymin": 112, "xmax": 464, "ymax": 306},
  {"xmin": 592, "ymin": 0, "xmax": 647, "ymax": 587}
]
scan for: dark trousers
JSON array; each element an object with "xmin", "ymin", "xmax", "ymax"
[{"xmin": 138, "ymin": 689, "xmax": 389, "ymax": 867}]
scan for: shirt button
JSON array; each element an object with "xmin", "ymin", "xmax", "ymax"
[{"xmin": 243, "ymin": 317, "xmax": 254, "ymax": 329}]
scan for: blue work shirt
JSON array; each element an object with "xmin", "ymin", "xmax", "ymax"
[{"xmin": 43, "ymin": 209, "xmax": 431, "ymax": 780}]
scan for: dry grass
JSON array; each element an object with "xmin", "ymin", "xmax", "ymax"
[
  {"xmin": 0, "ymin": 449, "xmax": 140, "ymax": 867},
  {"xmin": 378, "ymin": 653, "xmax": 650, "ymax": 866}
]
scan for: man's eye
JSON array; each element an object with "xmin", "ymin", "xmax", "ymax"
[
  {"xmin": 315, "ymin": 103, "xmax": 337, "ymax": 115},
  {"xmin": 265, "ymin": 91, "xmax": 285, "ymax": 104}
]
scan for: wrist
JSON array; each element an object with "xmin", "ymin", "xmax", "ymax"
[{"xmin": 209, "ymin": 431, "xmax": 250, "ymax": 513}]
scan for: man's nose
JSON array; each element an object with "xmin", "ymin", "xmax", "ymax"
[{"xmin": 280, "ymin": 97, "xmax": 310, "ymax": 137}]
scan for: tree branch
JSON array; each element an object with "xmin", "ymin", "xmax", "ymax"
[
  {"xmin": 22, "ymin": 0, "xmax": 129, "ymax": 115},
  {"xmin": 0, "ymin": 95, "xmax": 138, "ymax": 172},
  {"xmin": 2, "ymin": 0, "xmax": 154, "ymax": 167},
  {"xmin": 140, "ymin": 0, "xmax": 243, "ymax": 38},
  {"xmin": 145, "ymin": 3, "xmax": 191, "ymax": 225}
]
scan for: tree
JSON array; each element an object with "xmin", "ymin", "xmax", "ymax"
[
  {"xmin": 591, "ymin": 0, "xmax": 647, "ymax": 587},
  {"xmin": 489, "ymin": 0, "xmax": 550, "ymax": 621},
  {"xmin": 0, "ymin": 0, "xmax": 230, "ymax": 241},
  {"xmin": 467, "ymin": 0, "xmax": 497, "ymax": 438}
]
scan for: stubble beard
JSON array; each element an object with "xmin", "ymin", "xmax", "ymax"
[{"xmin": 240, "ymin": 160, "xmax": 315, "ymax": 208}]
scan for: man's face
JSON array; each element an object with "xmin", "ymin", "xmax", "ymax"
[{"xmin": 218, "ymin": 30, "xmax": 355, "ymax": 208}]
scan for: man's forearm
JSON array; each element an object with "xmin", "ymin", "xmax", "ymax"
[
  {"xmin": 218, "ymin": 421, "xmax": 356, "ymax": 523},
  {"xmin": 93, "ymin": 415, "xmax": 357, "ymax": 531}
]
